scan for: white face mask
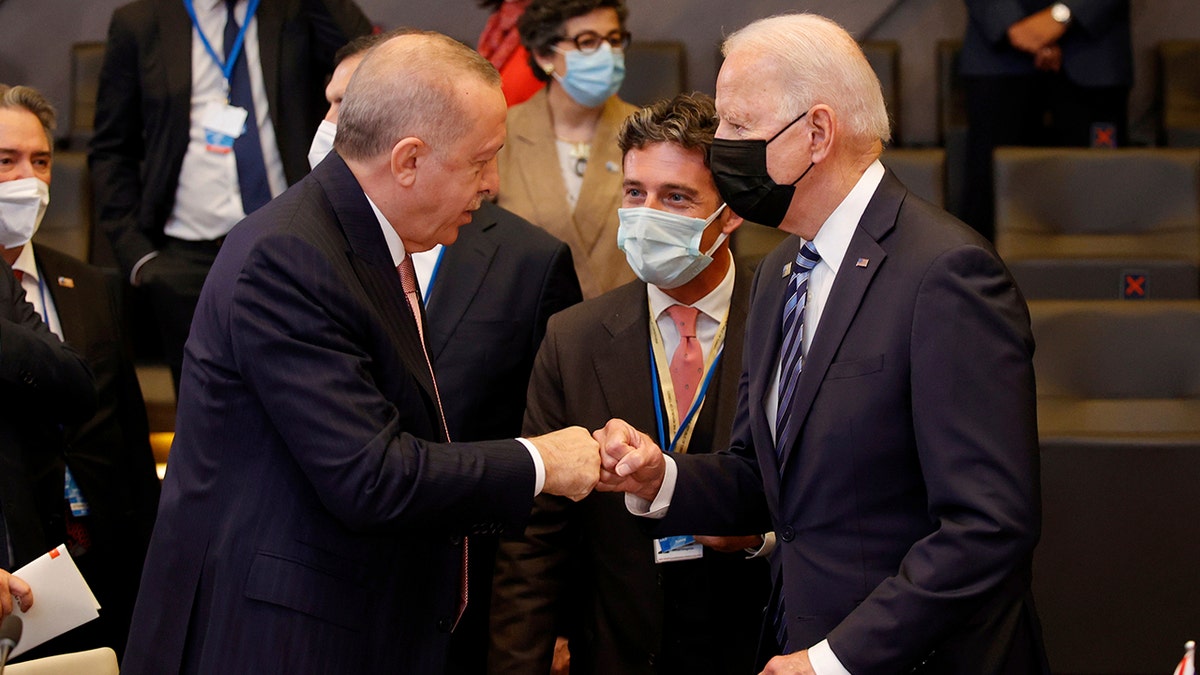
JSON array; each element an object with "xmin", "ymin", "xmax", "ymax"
[
  {"xmin": 307, "ymin": 119, "xmax": 338, "ymax": 170},
  {"xmin": 617, "ymin": 203, "xmax": 728, "ymax": 289},
  {"xmin": 0, "ymin": 177, "xmax": 50, "ymax": 250}
]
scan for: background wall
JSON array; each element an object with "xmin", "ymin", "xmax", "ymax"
[{"xmin": 0, "ymin": 0, "xmax": 1196, "ymax": 146}]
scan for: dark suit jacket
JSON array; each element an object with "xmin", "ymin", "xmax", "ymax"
[
  {"xmin": 122, "ymin": 155, "xmax": 541, "ymax": 674},
  {"xmin": 490, "ymin": 268, "xmax": 770, "ymax": 675},
  {"xmin": 29, "ymin": 245, "xmax": 160, "ymax": 659},
  {"xmin": 960, "ymin": 0, "xmax": 1132, "ymax": 88},
  {"xmin": 657, "ymin": 172, "xmax": 1048, "ymax": 674},
  {"xmin": 426, "ymin": 200, "xmax": 582, "ymax": 674},
  {"xmin": 0, "ymin": 258, "xmax": 95, "ymax": 570},
  {"xmin": 88, "ymin": 0, "xmax": 372, "ymax": 275}
]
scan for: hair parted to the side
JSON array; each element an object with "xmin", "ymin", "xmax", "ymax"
[
  {"xmin": 518, "ymin": 0, "xmax": 627, "ymax": 83},
  {"xmin": 0, "ymin": 84, "xmax": 57, "ymax": 149},
  {"xmin": 723, "ymin": 13, "xmax": 891, "ymax": 144},
  {"xmin": 618, "ymin": 92, "xmax": 718, "ymax": 166},
  {"xmin": 334, "ymin": 31, "xmax": 501, "ymax": 162}
]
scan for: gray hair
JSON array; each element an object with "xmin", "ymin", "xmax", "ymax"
[
  {"xmin": 0, "ymin": 84, "xmax": 57, "ymax": 149},
  {"xmin": 722, "ymin": 14, "xmax": 891, "ymax": 144},
  {"xmin": 334, "ymin": 31, "xmax": 502, "ymax": 161}
]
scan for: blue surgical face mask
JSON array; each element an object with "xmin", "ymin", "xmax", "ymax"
[
  {"xmin": 553, "ymin": 42, "xmax": 626, "ymax": 108},
  {"xmin": 617, "ymin": 203, "xmax": 729, "ymax": 289}
]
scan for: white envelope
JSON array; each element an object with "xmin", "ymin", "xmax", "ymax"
[{"xmin": 9, "ymin": 544, "xmax": 100, "ymax": 657}]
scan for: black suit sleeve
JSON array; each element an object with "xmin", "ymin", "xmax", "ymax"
[
  {"xmin": 89, "ymin": 5, "xmax": 156, "ymax": 276},
  {"xmin": 0, "ymin": 261, "xmax": 96, "ymax": 423}
]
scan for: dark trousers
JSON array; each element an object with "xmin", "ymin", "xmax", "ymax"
[
  {"xmin": 140, "ymin": 238, "xmax": 222, "ymax": 390},
  {"xmin": 962, "ymin": 73, "xmax": 1129, "ymax": 240}
]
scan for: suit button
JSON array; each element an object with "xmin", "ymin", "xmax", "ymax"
[
  {"xmin": 647, "ymin": 652, "xmax": 656, "ymax": 666},
  {"xmin": 437, "ymin": 618, "xmax": 453, "ymax": 632},
  {"xmin": 780, "ymin": 526, "xmax": 795, "ymax": 542},
  {"xmin": 450, "ymin": 536, "xmax": 462, "ymax": 547}
]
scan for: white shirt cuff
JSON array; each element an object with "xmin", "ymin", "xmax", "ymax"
[
  {"xmin": 744, "ymin": 531, "xmax": 776, "ymax": 558},
  {"xmin": 624, "ymin": 454, "xmax": 677, "ymax": 518},
  {"xmin": 808, "ymin": 639, "xmax": 851, "ymax": 675},
  {"xmin": 516, "ymin": 437, "xmax": 545, "ymax": 496},
  {"xmin": 130, "ymin": 251, "xmax": 159, "ymax": 286}
]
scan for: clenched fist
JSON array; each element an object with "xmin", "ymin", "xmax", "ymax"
[{"xmin": 529, "ymin": 426, "xmax": 601, "ymax": 501}]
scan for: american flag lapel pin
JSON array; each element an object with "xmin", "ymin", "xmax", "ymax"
[
  {"xmin": 855, "ymin": 258, "xmax": 869, "ymax": 268},
  {"xmin": 57, "ymin": 276, "xmax": 75, "ymax": 288}
]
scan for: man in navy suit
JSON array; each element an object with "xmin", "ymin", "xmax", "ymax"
[
  {"xmin": 122, "ymin": 32, "xmax": 599, "ymax": 674},
  {"xmin": 959, "ymin": 0, "xmax": 1133, "ymax": 238},
  {"xmin": 597, "ymin": 14, "xmax": 1048, "ymax": 675}
]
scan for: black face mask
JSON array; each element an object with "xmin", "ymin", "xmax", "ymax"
[{"xmin": 708, "ymin": 111, "xmax": 815, "ymax": 228}]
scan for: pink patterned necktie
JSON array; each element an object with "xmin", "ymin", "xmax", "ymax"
[
  {"xmin": 397, "ymin": 255, "xmax": 468, "ymax": 629},
  {"xmin": 665, "ymin": 304, "xmax": 704, "ymax": 414}
]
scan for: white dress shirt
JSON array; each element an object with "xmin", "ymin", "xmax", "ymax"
[
  {"xmin": 12, "ymin": 245, "xmax": 62, "ymax": 339},
  {"xmin": 365, "ymin": 196, "xmax": 547, "ymax": 496},
  {"xmin": 164, "ymin": 0, "xmax": 287, "ymax": 243},
  {"xmin": 628, "ymin": 161, "xmax": 887, "ymax": 674}
]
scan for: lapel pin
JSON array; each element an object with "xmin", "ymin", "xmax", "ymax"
[
  {"xmin": 855, "ymin": 258, "xmax": 869, "ymax": 268},
  {"xmin": 782, "ymin": 262, "xmax": 792, "ymax": 277},
  {"xmin": 57, "ymin": 276, "xmax": 75, "ymax": 288}
]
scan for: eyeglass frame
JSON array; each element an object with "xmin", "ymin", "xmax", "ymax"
[{"xmin": 553, "ymin": 29, "xmax": 632, "ymax": 54}]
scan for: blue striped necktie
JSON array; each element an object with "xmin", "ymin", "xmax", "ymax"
[
  {"xmin": 224, "ymin": 0, "xmax": 272, "ymax": 214},
  {"xmin": 775, "ymin": 241, "xmax": 820, "ymax": 458}
]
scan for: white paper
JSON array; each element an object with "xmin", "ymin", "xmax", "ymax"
[{"xmin": 9, "ymin": 544, "xmax": 100, "ymax": 657}]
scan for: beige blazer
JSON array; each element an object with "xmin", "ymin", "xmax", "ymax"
[{"xmin": 497, "ymin": 89, "xmax": 637, "ymax": 299}]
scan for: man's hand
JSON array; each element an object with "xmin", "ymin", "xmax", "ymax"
[
  {"xmin": 529, "ymin": 426, "xmax": 600, "ymax": 501},
  {"xmin": 760, "ymin": 649, "xmax": 815, "ymax": 674},
  {"xmin": 592, "ymin": 418, "xmax": 665, "ymax": 501},
  {"xmin": 694, "ymin": 534, "xmax": 763, "ymax": 553},
  {"xmin": 0, "ymin": 570, "xmax": 32, "ymax": 619},
  {"xmin": 1007, "ymin": 9, "xmax": 1067, "ymax": 54}
]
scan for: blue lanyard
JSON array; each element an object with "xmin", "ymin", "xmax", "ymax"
[
  {"xmin": 649, "ymin": 345, "xmax": 723, "ymax": 454},
  {"xmin": 183, "ymin": 0, "xmax": 261, "ymax": 86},
  {"xmin": 422, "ymin": 246, "xmax": 447, "ymax": 305}
]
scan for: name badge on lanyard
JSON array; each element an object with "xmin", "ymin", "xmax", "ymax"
[
  {"xmin": 647, "ymin": 301, "xmax": 727, "ymax": 564},
  {"xmin": 183, "ymin": 0, "xmax": 261, "ymax": 154}
]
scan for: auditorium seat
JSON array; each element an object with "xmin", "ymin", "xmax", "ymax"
[
  {"xmin": 68, "ymin": 42, "xmax": 106, "ymax": 150},
  {"xmin": 1159, "ymin": 40, "xmax": 1200, "ymax": 147},
  {"xmin": 882, "ymin": 147, "xmax": 945, "ymax": 208},
  {"xmin": 994, "ymin": 147, "xmax": 1200, "ymax": 300},
  {"xmin": 33, "ymin": 150, "xmax": 91, "ymax": 261},
  {"xmin": 937, "ymin": 40, "xmax": 968, "ymax": 221},
  {"xmin": 862, "ymin": 40, "xmax": 900, "ymax": 146},
  {"xmin": 730, "ymin": 222, "xmax": 788, "ymax": 275},
  {"xmin": 7, "ymin": 647, "xmax": 119, "ymax": 675},
  {"xmin": 618, "ymin": 40, "xmax": 686, "ymax": 107}
]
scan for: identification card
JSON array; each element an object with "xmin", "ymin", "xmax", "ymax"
[
  {"xmin": 202, "ymin": 101, "xmax": 249, "ymax": 154},
  {"xmin": 653, "ymin": 535, "xmax": 703, "ymax": 563}
]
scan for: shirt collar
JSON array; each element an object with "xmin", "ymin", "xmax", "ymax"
[
  {"xmin": 364, "ymin": 194, "xmax": 408, "ymax": 267},
  {"xmin": 12, "ymin": 244, "xmax": 38, "ymax": 284},
  {"xmin": 647, "ymin": 250, "xmax": 736, "ymax": 324},
  {"xmin": 808, "ymin": 159, "xmax": 885, "ymax": 274}
]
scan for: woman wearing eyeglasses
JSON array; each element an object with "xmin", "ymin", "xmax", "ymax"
[{"xmin": 496, "ymin": 0, "xmax": 636, "ymax": 299}]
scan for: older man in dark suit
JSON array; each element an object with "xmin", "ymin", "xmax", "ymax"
[
  {"xmin": 598, "ymin": 14, "xmax": 1048, "ymax": 675},
  {"xmin": 122, "ymin": 32, "xmax": 600, "ymax": 674}
]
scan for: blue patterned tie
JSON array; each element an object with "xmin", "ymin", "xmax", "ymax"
[
  {"xmin": 775, "ymin": 241, "xmax": 820, "ymax": 457},
  {"xmin": 224, "ymin": 0, "xmax": 272, "ymax": 214}
]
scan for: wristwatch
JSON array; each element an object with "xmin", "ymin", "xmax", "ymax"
[{"xmin": 1050, "ymin": 2, "xmax": 1073, "ymax": 26}]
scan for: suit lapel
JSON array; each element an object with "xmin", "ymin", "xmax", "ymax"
[
  {"xmin": 593, "ymin": 284, "xmax": 657, "ymax": 433},
  {"xmin": 572, "ymin": 98, "xmax": 628, "ymax": 254},
  {"xmin": 425, "ymin": 209, "xmax": 500, "ymax": 361},
  {"xmin": 508, "ymin": 91, "xmax": 573, "ymax": 243},
  {"xmin": 33, "ymin": 250, "xmax": 89, "ymax": 349},
  {"xmin": 313, "ymin": 156, "xmax": 442, "ymax": 427},
  {"xmin": 254, "ymin": 0, "xmax": 282, "ymax": 122},
  {"xmin": 776, "ymin": 173, "xmax": 905, "ymax": 472},
  {"xmin": 158, "ymin": 0, "xmax": 193, "ymax": 112},
  {"xmin": 748, "ymin": 237, "xmax": 802, "ymax": 476}
]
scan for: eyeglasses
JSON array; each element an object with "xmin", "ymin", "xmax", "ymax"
[{"xmin": 554, "ymin": 29, "xmax": 631, "ymax": 54}]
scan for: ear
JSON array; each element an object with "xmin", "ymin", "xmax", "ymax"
[
  {"xmin": 533, "ymin": 50, "xmax": 555, "ymax": 76},
  {"xmin": 720, "ymin": 208, "xmax": 744, "ymax": 235},
  {"xmin": 390, "ymin": 137, "xmax": 426, "ymax": 188},
  {"xmin": 806, "ymin": 104, "xmax": 836, "ymax": 164}
]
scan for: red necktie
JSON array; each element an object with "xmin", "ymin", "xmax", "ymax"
[
  {"xmin": 665, "ymin": 304, "xmax": 704, "ymax": 414},
  {"xmin": 397, "ymin": 256, "xmax": 468, "ymax": 629}
]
